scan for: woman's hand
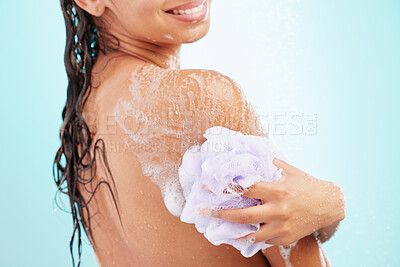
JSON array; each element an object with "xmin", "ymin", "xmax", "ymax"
[{"xmin": 200, "ymin": 158, "xmax": 345, "ymax": 246}]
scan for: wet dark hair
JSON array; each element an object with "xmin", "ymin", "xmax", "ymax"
[{"xmin": 53, "ymin": 1, "xmax": 123, "ymax": 266}]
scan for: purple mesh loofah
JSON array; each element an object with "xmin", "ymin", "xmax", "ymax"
[{"xmin": 179, "ymin": 126, "xmax": 288, "ymax": 257}]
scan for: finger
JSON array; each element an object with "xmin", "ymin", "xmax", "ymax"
[
  {"xmin": 202, "ymin": 184, "xmax": 212, "ymax": 192},
  {"xmin": 235, "ymin": 223, "xmax": 280, "ymax": 244},
  {"xmin": 264, "ymin": 236, "xmax": 298, "ymax": 246},
  {"xmin": 240, "ymin": 183, "xmax": 265, "ymax": 199},
  {"xmin": 263, "ymin": 237, "xmax": 285, "ymax": 246},
  {"xmin": 272, "ymin": 158, "xmax": 297, "ymax": 175},
  {"xmin": 241, "ymin": 182, "xmax": 281, "ymax": 201},
  {"xmin": 202, "ymin": 204, "xmax": 272, "ymax": 224}
]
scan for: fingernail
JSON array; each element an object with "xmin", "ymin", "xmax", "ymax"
[
  {"xmin": 199, "ymin": 208, "xmax": 211, "ymax": 216},
  {"xmin": 272, "ymin": 158, "xmax": 280, "ymax": 164},
  {"xmin": 202, "ymin": 184, "xmax": 211, "ymax": 192}
]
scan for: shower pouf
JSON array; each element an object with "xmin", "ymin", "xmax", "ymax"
[{"xmin": 179, "ymin": 126, "xmax": 288, "ymax": 257}]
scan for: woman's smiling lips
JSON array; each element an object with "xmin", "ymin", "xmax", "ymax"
[{"xmin": 165, "ymin": 0, "xmax": 208, "ymax": 23}]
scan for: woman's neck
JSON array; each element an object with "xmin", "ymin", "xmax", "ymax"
[{"xmin": 99, "ymin": 31, "xmax": 182, "ymax": 70}]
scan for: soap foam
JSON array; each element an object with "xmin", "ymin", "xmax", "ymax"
[
  {"xmin": 277, "ymin": 241, "xmax": 298, "ymax": 267},
  {"xmin": 113, "ymin": 64, "xmax": 271, "ymax": 217}
]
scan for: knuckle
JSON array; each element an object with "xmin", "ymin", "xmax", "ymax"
[
  {"xmin": 278, "ymin": 187, "xmax": 290, "ymax": 198},
  {"xmin": 251, "ymin": 183, "xmax": 266, "ymax": 195},
  {"xmin": 271, "ymin": 184, "xmax": 287, "ymax": 198},
  {"xmin": 259, "ymin": 182, "xmax": 270, "ymax": 191},
  {"xmin": 279, "ymin": 204, "xmax": 291, "ymax": 219}
]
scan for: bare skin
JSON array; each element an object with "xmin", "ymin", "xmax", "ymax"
[
  {"xmin": 263, "ymin": 234, "xmax": 331, "ymax": 267},
  {"xmin": 71, "ymin": 0, "xmax": 344, "ymax": 265},
  {"xmin": 80, "ymin": 56, "xmax": 272, "ymax": 266},
  {"xmin": 78, "ymin": 54, "xmax": 332, "ymax": 266},
  {"xmin": 202, "ymin": 158, "xmax": 345, "ymax": 246}
]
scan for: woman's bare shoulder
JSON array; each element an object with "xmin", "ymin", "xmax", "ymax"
[
  {"xmin": 94, "ymin": 58, "xmax": 240, "ymax": 109},
  {"xmin": 93, "ymin": 60, "xmax": 267, "ymax": 138}
]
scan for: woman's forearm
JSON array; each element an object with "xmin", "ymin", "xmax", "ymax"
[
  {"xmin": 317, "ymin": 181, "xmax": 345, "ymax": 243},
  {"xmin": 317, "ymin": 220, "xmax": 342, "ymax": 243},
  {"xmin": 262, "ymin": 234, "xmax": 329, "ymax": 267}
]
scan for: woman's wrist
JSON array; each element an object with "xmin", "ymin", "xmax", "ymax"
[
  {"xmin": 315, "ymin": 180, "xmax": 345, "ymax": 242},
  {"xmin": 325, "ymin": 181, "xmax": 346, "ymax": 224}
]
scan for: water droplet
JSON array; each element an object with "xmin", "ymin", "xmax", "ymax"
[{"xmin": 168, "ymin": 105, "xmax": 181, "ymax": 121}]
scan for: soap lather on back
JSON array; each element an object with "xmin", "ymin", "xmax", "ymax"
[
  {"xmin": 82, "ymin": 62, "xmax": 271, "ymax": 267},
  {"xmin": 113, "ymin": 64, "xmax": 269, "ymax": 216}
]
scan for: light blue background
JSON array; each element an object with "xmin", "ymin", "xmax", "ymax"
[{"xmin": 0, "ymin": 0, "xmax": 398, "ymax": 266}]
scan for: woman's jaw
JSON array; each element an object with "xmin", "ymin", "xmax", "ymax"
[{"xmin": 90, "ymin": 0, "xmax": 212, "ymax": 69}]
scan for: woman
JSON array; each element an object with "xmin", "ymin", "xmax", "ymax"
[{"xmin": 53, "ymin": 0, "xmax": 345, "ymax": 266}]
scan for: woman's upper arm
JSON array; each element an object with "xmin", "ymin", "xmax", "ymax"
[{"xmin": 174, "ymin": 68, "xmax": 270, "ymax": 138}]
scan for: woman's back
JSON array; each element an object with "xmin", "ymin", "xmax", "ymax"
[{"xmin": 81, "ymin": 55, "xmax": 271, "ymax": 266}]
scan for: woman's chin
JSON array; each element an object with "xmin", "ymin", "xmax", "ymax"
[
  {"xmin": 180, "ymin": 26, "xmax": 211, "ymax": 43},
  {"xmin": 158, "ymin": 30, "xmax": 209, "ymax": 44},
  {"xmin": 181, "ymin": 34, "xmax": 207, "ymax": 44}
]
